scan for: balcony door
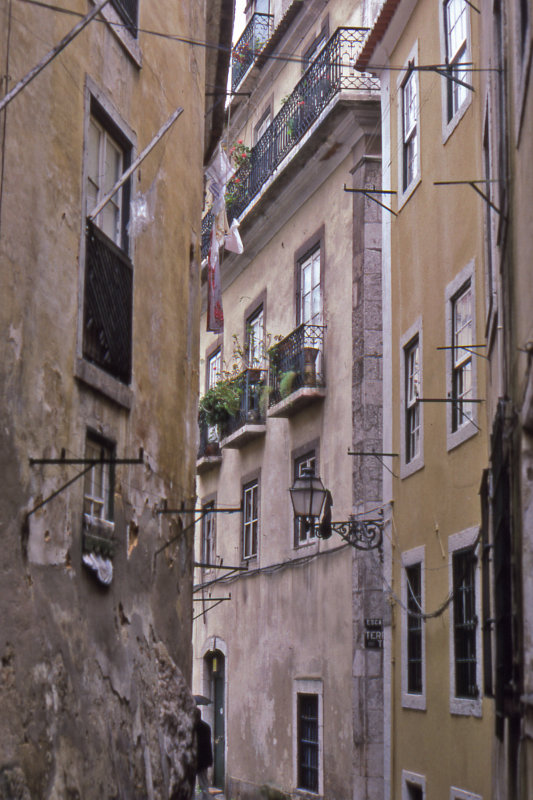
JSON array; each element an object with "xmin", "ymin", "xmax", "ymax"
[{"xmin": 298, "ymin": 246, "xmax": 322, "ymax": 326}]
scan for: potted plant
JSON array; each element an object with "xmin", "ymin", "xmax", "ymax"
[
  {"xmin": 279, "ymin": 370, "xmax": 297, "ymax": 398},
  {"xmin": 198, "ymin": 379, "xmax": 242, "ymax": 427}
]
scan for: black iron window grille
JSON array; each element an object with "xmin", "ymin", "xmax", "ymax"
[
  {"xmin": 297, "ymin": 693, "xmax": 319, "ymax": 793},
  {"xmin": 268, "ymin": 324, "xmax": 325, "ymax": 406},
  {"xmin": 231, "ymin": 12, "xmax": 274, "ymax": 91},
  {"xmin": 203, "ymin": 28, "xmax": 378, "ymax": 258},
  {"xmin": 453, "ymin": 547, "xmax": 478, "ymax": 698},
  {"xmin": 220, "ymin": 368, "xmax": 267, "ymax": 439},
  {"xmin": 83, "ymin": 220, "xmax": 133, "ymax": 384},
  {"xmin": 111, "ymin": 0, "xmax": 138, "ymax": 37},
  {"xmin": 406, "ymin": 563, "xmax": 423, "ymax": 694}
]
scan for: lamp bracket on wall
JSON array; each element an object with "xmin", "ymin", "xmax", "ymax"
[{"xmin": 434, "ymin": 179, "xmax": 503, "ymax": 216}]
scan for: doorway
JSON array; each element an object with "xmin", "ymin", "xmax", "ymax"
[{"xmin": 207, "ymin": 650, "xmax": 225, "ymax": 789}]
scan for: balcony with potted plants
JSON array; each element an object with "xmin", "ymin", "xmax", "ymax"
[
  {"xmin": 202, "ymin": 27, "xmax": 379, "ymax": 258},
  {"xmin": 197, "ymin": 368, "xmax": 268, "ymax": 454},
  {"xmin": 268, "ymin": 324, "xmax": 326, "ymax": 418},
  {"xmin": 231, "ymin": 11, "xmax": 274, "ymax": 92}
]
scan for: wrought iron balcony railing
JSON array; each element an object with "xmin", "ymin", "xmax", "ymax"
[
  {"xmin": 202, "ymin": 28, "xmax": 378, "ymax": 258},
  {"xmin": 220, "ymin": 368, "xmax": 267, "ymax": 439},
  {"xmin": 231, "ymin": 13, "xmax": 274, "ymax": 91},
  {"xmin": 111, "ymin": 0, "xmax": 138, "ymax": 36},
  {"xmin": 83, "ymin": 220, "xmax": 133, "ymax": 385},
  {"xmin": 268, "ymin": 324, "xmax": 325, "ymax": 407}
]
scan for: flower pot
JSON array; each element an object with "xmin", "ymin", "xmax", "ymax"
[{"xmin": 303, "ymin": 347, "xmax": 319, "ymax": 386}]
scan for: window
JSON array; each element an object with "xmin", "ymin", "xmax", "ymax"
[
  {"xmin": 246, "ymin": 306, "xmax": 264, "ymax": 367},
  {"xmin": 293, "ymin": 452, "xmax": 317, "ymax": 547},
  {"xmin": 406, "ymin": 564, "xmax": 423, "ymax": 693},
  {"xmin": 201, "ymin": 502, "xmax": 216, "ymax": 566},
  {"xmin": 83, "ymin": 98, "xmax": 133, "ymax": 385},
  {"xmin": 297, "ymin": 694, "xmax": 319, "ymax": 792},
  {"xmin": 402, "ymin": 546, "xmax": 425, "ymax": 708},
  {"xmin": 254, "ymin": 108, "xmax": 271, "ymax": 144},
  {"xmin": 402, "ymin": 771, "xmax": 425, "ymax": 800},
  {"xmin": 208, "ymin": 349, "xmax": 222, "ymax": 388},
  {"xmin": 298, "ymin": 246, "xmax": 322, "ymax": 326},
  {"xmin": 443, "ymin": 0, "xmax": 469, "ymax": 121},
  {"xmin": 405, "ymin": 338, "xmax": 420, "ymax": 463},
  {"xmin": 453, "ymin": 548, "xmax": 478, "ymax": 698},
  {"xmin": 243, "ymin": 480, "xmax": 259, "ymax": 559},
  {"xmin": 110, "ymin": 0, "xmax": 138, "ymax": 37},
  {"xmin": 449, "ymin": 527, "xmax": 482, "ymax": 716},
  {"xmin": 451, "ymin": 283, "xmax": 473, "ymax": 431},
  {"xmin": 401, "ymin": 67, "xmax": 419, "ymax": 192},
  {"xmin": 83, "ymin": 433, "xmax": 115, "ymax": 524}
]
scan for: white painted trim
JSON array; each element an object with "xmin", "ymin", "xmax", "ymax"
[
  {"xmin": 400, "ymin": 317, "xmax": 424, "ymax": 479},
  {"xmin": 396, "ymin": 41, "xmax": 421, "ymax": 210},
  {"xmin": 401, "ymin": 546, "xmax": 426, "ymax": 710},
  {"xmin": 402, "ymin": 769, "xmax": 426, "ymax": 800},
  {"xmin": 292, "ymin": 678, "xmax": 324, "ymax": 797},
  {"xmin": 445, "ymin": 261, "xmax": 478, "ymax": 451},
  {"xmin": 438, "ymin": 0, "xmax": 473, "ymax": 143},
  {"xmin": 90, "ymin": 0, "xmax": 142, "ymax": 67},
  {"xmin": 448, "ymin": 526, "xmax": 483, "ymax": 717},
  {"xmin": 450, "ymin": 787, "xmax": 483, "ymax": 800}
]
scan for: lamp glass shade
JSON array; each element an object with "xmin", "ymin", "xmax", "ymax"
[{"xmin": 289, "ymin": 468, "xmax": 327, "ymax": 519}]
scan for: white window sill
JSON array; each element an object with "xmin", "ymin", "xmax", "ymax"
[
  {"xmin": 447, "ymin": 419, "xmax": 478, "ymax": 452},
  {"xmin": 401, "ymin": 691, "xmax": 426, "ymax": 711},
  {"xmin": 442, "ymin": 95, "xmax": 471, "ymax": 144},
  {"xmin": 397, "ymin": 173, "xmax": 421, "ymax": 212},
  {"xmin": 75, "ymin": 357, "xmax": 133, "ymax": 409},
  {"xmin": 450, "ymin": 695, "xmax": 482, "ymax": 718},
  {"xmin": 400, "ymin": 452, "xmax": 424, "ymax": 479}
]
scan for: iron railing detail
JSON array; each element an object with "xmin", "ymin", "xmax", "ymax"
[
  {"xmin": 202, "ymin": 29, "xmax": 378, "ymax": 258},
  {"xmin": 198, "ymin": 420, "xmax": 221, "ymax": 459},
  {"xmin": 268, "ymin": 324, "xmax": 325, "ymax": 407},
  {"xmin": 111, "ymin": 0, "xmax": 138, "ymax": 36},
  {"xmin": 220, "ymin": 368, "xmax": 267, "ymax": 439},
  {"xmin": 83, "ymin": 220, "xmax": 133, "ymax": 384},
  {"xmin": 231, "ymin": 13, "xmax": 274, "ymax": 91}
]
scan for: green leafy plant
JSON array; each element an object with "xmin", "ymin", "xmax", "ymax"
[
  {"xmin": 279, "ymin": 370, "xmax": 297, "ymax": 398},
  {"xmin": 198, "ymin": 378, "xmax": 242, "ymax": 427}
]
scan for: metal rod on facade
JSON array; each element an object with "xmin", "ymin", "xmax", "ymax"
[
  {"xmin": 0, "ymin": 0, "xmax": 111, "ymax": 113},
  {"xmin": 26, "ymin": 464, "xmax": 94, "ymax": 517}
]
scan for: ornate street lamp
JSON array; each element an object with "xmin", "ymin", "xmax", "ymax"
[{"xmin": 289, "ymin": 468, "xmax": 383, "ymax": 551}]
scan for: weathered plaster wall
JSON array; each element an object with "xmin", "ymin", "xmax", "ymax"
[{"xmin": 0, "ymin": 1, "xmax": 208, "ymax": 796}]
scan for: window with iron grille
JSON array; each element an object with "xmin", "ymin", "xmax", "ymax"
[
  {"xmin": 401, "ymin": 67, "xmax": 419, "ymax": 192},
  {"xmin": 242, "ymin": 480, "xmax": 259, "ymax": 559},
  {"xmin": 406, "ymin": 563, "xmax": 423, "ymax": 694},
  {"xmin": 201, "ymin": 502, "xmax": 216, "ymax": 566},
  {"xmin": 293, "ymin": 451, "xmax": 317, "ymax": 547},
  {"xmin": 453, "ymin": 547, "xmax": 478, "ymax": 698},
  {"xmin": 111, "ymin": 0, "xmax": 138, "ymax": 37},
  {"xmin": 297, "ymin": 693, "xmax": 319, "ymax": 793},
  {"xmin": 83, "ymin": 433, "xmax": 115, "ymax": 523},
  {"xmin": 83, "ymin": 101, "xmax": 133, "ymax": 385},
  {"xmin": 451, "ymin": 283, "xmax": 473, "ymax": 431},
  {"xmin": 405, "ymin": 338, "xmax": 420, "ymax": 463},
  {"xmin": 443, "ymin": 0, "xmax": 469, "ymax": 121}
]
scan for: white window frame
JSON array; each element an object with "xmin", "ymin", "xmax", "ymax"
[
  {"xmin": 401, "ymin": 546, "xmax": 426, "ymax": 710},
  {"xmin": 201, "ymin": 501, "xmax": 216, "ymax": 566},
  {"xmin": 299, "ymin": 246, "xmax": 322, "ymax": 327},
  {"xmin": 400, "ymin": 319, "xmax": 424, "ymax": 478},
  {"xmin": 402, "ymin": 770, "xmax": 426, "ymax": 800},
  {"xmin": 293, "ymin": 679, "xmax": 323, "ymax": 797},
  {"xmin": 207, "ymin": 348, "xmax": 222, "ymax": 389},
  {"xmin": 445, "ymin": 262, "xmax": 478, "ymax": 450},
  {"xmin": 242, "ymin": 479, "xmax": 259, "ymax": 560},
  {"xmin": 83, "ymin": 434, "xmax": 115, "ymax": 527},
  {"xmin": 87, "ymin": 116, "xmax": 125, "ymax": 247},
  {"xmin": 450, "ymin": 788, "xmax": 483, "ymax": 800},
  {"xmin": 246, "ymin": 306, "xmax": 265, "ymax": 367},
  {"xmin": 397, "ymin": 42, "xmax": 421, "ymax": 208},
  {"xmin": 448, "ymin": 526, "xmax": 482, "ymax": 717},
  {"xmin": 439, "ymin": 0, "xmax": 472, "ymax": 141}
]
